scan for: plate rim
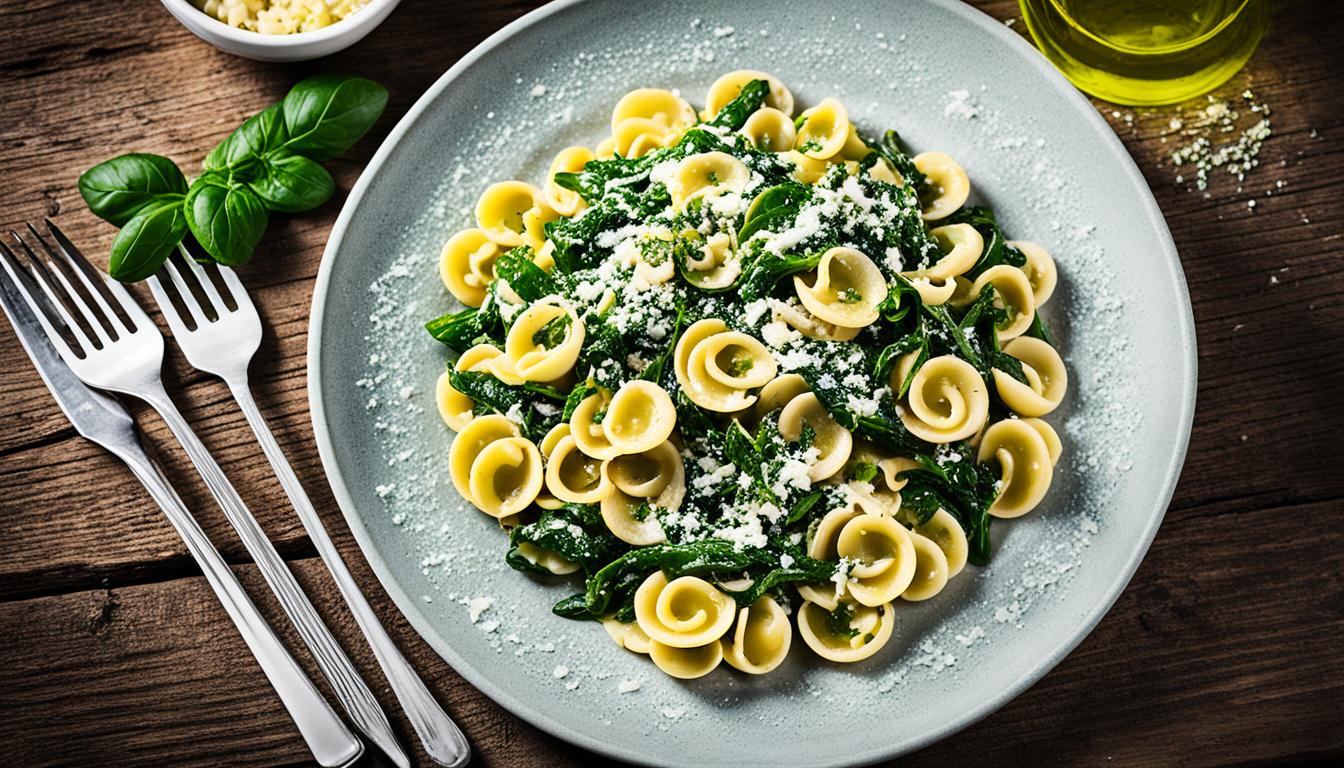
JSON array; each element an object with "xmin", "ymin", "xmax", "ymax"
[{"xmin": 306, "ymin": 0, "xmax": 1198, "ymax": 764}]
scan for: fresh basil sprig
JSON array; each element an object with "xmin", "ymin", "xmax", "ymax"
[{"xmin": 78, "ymin": 74, "xmax": 388, "ymax": 282}]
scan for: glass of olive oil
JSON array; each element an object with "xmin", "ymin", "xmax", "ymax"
[{"xmin": 1019, "ymin": 0, "xmax": 1270, "ymax": 106}]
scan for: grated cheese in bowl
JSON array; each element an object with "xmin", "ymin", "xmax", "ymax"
[{"xmin": 192, "ymin": 0, "xmax": 368, "ymax": 35}]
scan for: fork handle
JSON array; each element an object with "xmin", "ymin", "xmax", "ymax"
[
  {"xmin": 114, "ymin": 446, "xmax": 362, "ymax": 768},
  {"xmin": 228, "ymin": 379, "xmax": 471, "ymax": 768},
  {"xmin": 137, "ymin": 384, "xmax": 404, "ymax": 766}
]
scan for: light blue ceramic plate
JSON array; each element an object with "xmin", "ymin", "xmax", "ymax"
[{"xmin": 308, "ymin": 1, "xmax": 1196, "ymax": 765}]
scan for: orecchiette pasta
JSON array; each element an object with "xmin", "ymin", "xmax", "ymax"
[
  {"xmin": 970, "ymin": 264, "xmax": 1037, "ymax": 341},
  {"xmin": 777, "ymin": 392, "xmax": 854, "ymax": 482},
  {"xmin": 1010, "ymin": 240, "xmax": 1058, "ymax": 306},
  {"xmin": 913, "ymin": 151, "xmax": 970, "ymax": 220},
  {"xmin": 439, "ymin": 228, "xmax": 500, "ymax": 308},
  {"xmin": 704, "ymin": 69, "xmax": 795, "ymax": 118},
  {"xmin": 425, "ymin": 72, "xmax": 1073, "ymax": 683},
  {"xmin": 475, "ymin": 181, "xmax": 545, "ymax": 247},
  {"xmin": 504, "ymin": 298, "xmax": 585, "ymax": 382},
  {"xmin": 977, "ymin": 418, "xmax": 1054, "ymax": 518},
  {"xmin": 740, "ymin": 107, "xmax": 797, "ymax": 152},
  {"xmin": 675, "ymin": 319, "xmax": 778, "ymax": 412},
  {"xmin": 797, "ymin": 600, "xmax": 895, "ymax": 663},
  {"xmin": 892, "ymin": 353, "xmax": 990, "ymax": 443},
  {"xmin": 648, "ymin": 638, "xmax": 724, "ymax": 680},
  {"xmin": 603, "ymin": 618, "xmax": 652, "ymax": 654},
  {"xmin": 793, "ymin": 247, "xmax": 888, "ymax": 329},
  {"xmin": 466, "ymin": 436, "xmax": 544, "ymax": 518},
  {"xmin": 721, "ymin": 596, "xmax": 792, "ymax": 675},
  {"xmin": 992, "ymin": 336, "xmax": 1068, "ymax": 416},
  {"xmin": 901, "ymin": 531, "xmax": 951, "ymax": 601},
  {"xmin": 515, "ymin": 542, "xmax": 580, "ymax": 575},
  {"xmin": 544, "ymin": 146, "xmax": 595, "ymax": 216},
  {"xmin": 795, "ymin": 98, "xmax": 851, "ymax": 160},
  {"xmin": 634, "ymin": 571, "xmax": 736, "ymax": 648}
]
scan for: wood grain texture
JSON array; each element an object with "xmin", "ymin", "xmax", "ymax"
[{"xmin": 1, "ymin": 0, "xmax": 1342, "ymax": 766}]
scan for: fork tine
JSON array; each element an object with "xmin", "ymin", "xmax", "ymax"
[
  {"xmin": 14, "ymin": 230, "xmax": 114, "ymax": 348},
  {"xmin": 158, "ymin": 258, "xmax": 208, "ymax": 328},
  {"xmin": 44, "ymin": 218, "xmax": 154, "ymax": 331},
  {"xmin": 177, "ymin": 245, "xmax": 230, "ymax": 313},
  {"xmin": 30, "ymin": 222, "xmax": 128, "ymax": 337},
  {"xmin": 9, "ymin": 232, "xmax": 100, "ymax": 352},
  {"xmin": 214, "ymin": 263, "xmax": 256, "ymax": 313},
  {"xmin": 0, "ymin": 239, "xmax": 80, "ymax": 361}
]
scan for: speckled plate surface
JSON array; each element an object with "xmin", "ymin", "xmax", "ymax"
[{"xmin": 307, "ymin": 1, "xmax": 1196, "ymax": 765}]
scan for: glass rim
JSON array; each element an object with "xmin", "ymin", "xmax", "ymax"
[{"xmin": 1043, "ymin": 0, "xmax": 1258, "ymax": 55}]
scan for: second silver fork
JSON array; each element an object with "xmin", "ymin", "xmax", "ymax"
[{"xmin": 150, "ymin": 242, "xmax": 470, "ymax": 768}]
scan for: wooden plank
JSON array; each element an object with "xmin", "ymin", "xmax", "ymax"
[{"xmin": 2, "ymin": 499, "xmax": 1340, "ymax": 767}]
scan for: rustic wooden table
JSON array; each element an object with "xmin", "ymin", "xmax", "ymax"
[{"xmin": 2, "ymin": 1, "xmax": 1341, "ymax": 766}]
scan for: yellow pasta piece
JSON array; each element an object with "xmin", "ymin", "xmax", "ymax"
[
  {"xmin": 474, "ymin": 181, "xmax": 544, "ymax": 247},
  {"xmin": 703, "ymin": 69, "xmax": 795, "ymax": 119},
  {"xmin": 438, "ymin": 228, "xmax": 500, "ymax": 308},
  {"xmin": 448, "ymin": 414, "xmax": 519, "ymax": 505},
  {"xmin": 569, "ymin": 389, "xmax": 620, "ymax": 460},
  {"xmin": 611, "ymin": 88, "xmax": 696, "ymax": 133},
  {"xmin": 900, "ymin": 531, "xmax": 951, "ymax": 601},
  {"xmin": 721, "ymin": 596, "xmax": 792, "ymax": 675},
  {"xmin": 544, "ymin": 146, "xmax": 595, "ymax": 217},
  {"xmin": 1009, "ymin": 240, "xmax": 1058, "ymax": 306},
  {"xmin": 740, "ymin": 107, "xmax": 797, "ymax": 152},
  {"xmin": 465, "ymin": 436, "xmax": 543, "ymax": 518},
  {"xmin": 633, "ymin": 571, "xmax": 736, "ymax": 649},
  {"xmin": 648, "ymin": 639, "xmax": 723, "ymax": 680},
  {"xmin": 503, "ymin": 299, "xmax": 584, "ymax": 382},
  {"xmin": 893, "ymin": 353, "xmax": 990, "ymax": 443},
  {"xmin": 602, "ymin": 383, "xmax": 676, "ymax": 456},
  {"xmin": 795, "ymin": 98, "xmax": 851, "ymax": 160},
  {"xmin": 992, "ymin": 337, "xmax": 1068, "ymax": 417},
  {"xmin": 793, "ymin": 246, "xmax": 888, "ymax": 329},
  {"xmin": 777, "ymin": 392, "xmax": 853, "ymax": 482},
  {"xmin": 913, "ymin": 151, "xmax": 970, "ymax": 220},
  {"xmin": 796, "ymin": 600, "xmax": 895, "ymax": 663},
  {"xmin": 970, "ymin": 264, "xmax": 1037, "ymax": 341},
  {"xmin": 542, "ymin": 434, "xmax": 611, "ymax": 504},
  {"xmin": 515, "ymin": 542, "xmax": 580, "ymax": 576},
  {"xmin": 602, "ymin": 617, "xmax": 652, "ymax": 654},
  {"xmin": 977, "ymin": 418, "xmax": 1054, "ymax": 518}
]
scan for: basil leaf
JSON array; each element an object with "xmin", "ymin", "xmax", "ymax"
[
  {"xmin": 280, "ymin": 75, "xmax": 388, "ymax": 162},
  {"xmin": 107, "ymin": 198, "xmax": 188, "ymax": 282},
  {"xmin": 185, "ymin": 174, "xmax": 269, "ymax": 266},
  {"xmin": 204, "ymin": 102, "xmax": 289, "ymax": 175},
  {"xmin": 248, "ymin": 150, "xmax": 335, "ymax": 212},
  {"xmin": 78, "ymin": 154, "xmax": 187, "ymax": 227}
]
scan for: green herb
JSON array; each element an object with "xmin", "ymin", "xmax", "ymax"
[
  {"xmin": 532, "ymin": 312, "xmax": 572, "ymax": 350},
  {"xmin": 824, "ymin": 601, "xmax": 861, "ymax": 640},
  {"xmin": 852, "ymin": 462, "xmax": 879, "ymax": 483},
  {"xmin": 79, "ymin": 75, "xmax": 387, "ymax": 281}
]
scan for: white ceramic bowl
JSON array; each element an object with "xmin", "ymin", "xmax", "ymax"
[{"xmin": 159, "ymin": 0, "xmax": 402, "ymax": 62}]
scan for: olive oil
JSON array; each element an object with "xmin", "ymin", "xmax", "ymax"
[{"xmin": 1019, "ymin": 0, "xmax": 1270, "ymax": 106}]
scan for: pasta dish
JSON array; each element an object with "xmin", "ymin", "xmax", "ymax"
[{"xmin": 425, "ymin": 71, "xmax": 1067, "ymax": 679}]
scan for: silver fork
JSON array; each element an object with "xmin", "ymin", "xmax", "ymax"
[
  {"xmin": 148, "ymin": 245, "xmax": 471, "ymax": 768},
  {"xmin": 0, "ymin": 240, "xmax": 361, "ymax": 768},
  {"xmin": 3, "ymin": 222, "xmax": 402, "ymax": 767}
]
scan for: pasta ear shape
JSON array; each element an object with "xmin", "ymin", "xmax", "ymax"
[
  {"xmin": 908, "ymin": 508, "xmax": 969, "ymax": 577},
  {"xmin": 465, "ymin": 436, "xmax": 544, "ymax": 518},
  {"xmin": 542, "ymin": 434, "xmax": 612, "ymax": 504},
  {"xmin": 796, "ymin": 600, "xmax": 895, "ymax": 663},
  {"xmin": 569, "ymin": 389, "xmax": 621, "ymax": 461},
  {"xmin": 892, "ymin": 353, "xmax": 990, "ymax": 443},
  {"xmin": 777, "ymin": 392, "xmax": 853, "ymax": 482},
  {"xmin": 514, "ymin": 542, "xmax": 580, "ymax": 575},
  {"xmin": 740, "ymin": 107, "xmax": 797, "ymax": 152},
  {"xmin": 648, "ymin": 639, "xmax": 724, "ymax": 680},
  {"xmin": 611, "ymin": 88, "xmax": 696, "ymax": 133},
  {"xmin": 913, "ymin": 151, "xmax": 971, "ymax": 221},
  {"xmin": 602, "ymin": 381, "xmax": 676, "ymax": 455},
  {"xmin": 704, "ymin": 70, "xmax": 795, "ymax": 119},
  {"xmin": 670, "ymin": 151, "xmax": 751, "ymax": 210},
  {"xmin": 439, "ymin": 228, "xmax": 500, "ymax": 308},
  {"xmin": 608, "ymin": 440, "xmax": 685, "ymax": 511},
  {"xmin": 448, "ymin": 414, "xmax": 520, "ymax": 505},
  {"xmin": 544, "ymin": 146, "xmax": 595, "ymax": 217},
  {"xmin": 600, "ymin": 487, "xmax": 669, "ymax": 545},
  {"xmin": 1009, "ymin": 240, "xmax": 1058, "ymax": 306},
  {"xmin": 633, "ymin": 572, "xmax": 736, "ymax": 649},
  {"xmin": 675, "ymin": 320, "xmax": 778, "ymax": 413},
  {"xmin": 971, "ymin": 264, "xmax": 1037, "ymax": 341},
  {"xmin": 504, "ymin": 299, "xmax": 585, "ymax": 383},
  {"xmin": 475, "ymin": 181, "xmax": 544, "ymax": 247},
  {"xmin": 603, "ymin": 617, "xmax": 652, "ymax": 654},
  {"xmin": 900, "ymin": 532, "xmax": 951, "ymax": 601},
  {"xmin": 435, "ymin": 369, "xmax": 475, "ymax": 432},
  {"xmin": 721, "ymin": 596, "xmax": 792, "ymax": 675},
  {"xmin": 795, "ymin": 98, "xmax": 851, "ymax": 160},
  {"xmin": 992, "ymin": 336, "xmax": 1068, "ymax": 417},
  {"xmin": 977, "ymin": 418, "xmax": 1054, "ymax": 519},
  {"xmin": 836, "ymin": 513, "xmax": 917, "ymax": 607},
  {"xmin": 793, "ymin": 247, "xmax": 888, "ymax": 329}
]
